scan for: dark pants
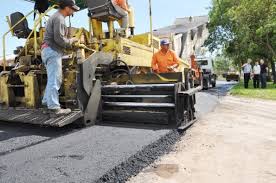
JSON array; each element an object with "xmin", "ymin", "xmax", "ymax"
[
  {"xmin": 244, "ymin": 73, "xmax": 251, "ymax": 88},
  {"xmin": 260, "ymin": 73, "xmax": 267, "ymax": 88},
  {"xmin": 253, "ymin": 74, "xmax": 260, "ymax": 88}
]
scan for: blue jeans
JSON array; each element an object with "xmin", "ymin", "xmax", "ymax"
[
  {"xmin": 260, "ymin": 73, "xmax": 267, "ymax": 88},
  {"xmin": 41, "ymin": 47, "xmax": 62, "ymax": 109}
]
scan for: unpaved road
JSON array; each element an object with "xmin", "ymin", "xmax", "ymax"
[
  {"xmin": 0, "ymin": 81, "xmax": 235, "ymax": 182},
  {"xmin": 128, "ymin": 96, "xmax": 276, "ymax": 183}
]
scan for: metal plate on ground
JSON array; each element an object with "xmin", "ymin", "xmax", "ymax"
[{"xmin": 0, "ymin": 109, "xmax": 83, "ymax": 127}]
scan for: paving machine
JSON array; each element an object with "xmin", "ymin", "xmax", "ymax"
[{"xmin": 0, "ymin": 0, "xmax": 201, "ymax": 128}]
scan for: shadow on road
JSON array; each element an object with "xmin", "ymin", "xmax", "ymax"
[
  {"xmin": 0, "ymin": 122, "xmax": 78, "ymax": 141},
  {"xmin": 0, "ymin": 122, "xmax": 81, "ymax": 156}
]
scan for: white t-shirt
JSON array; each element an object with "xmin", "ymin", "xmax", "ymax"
[{"xmin": 253, "ymin": 65, "xmax": 261, "ymax": 75}]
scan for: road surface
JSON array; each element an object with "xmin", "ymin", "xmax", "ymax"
[
  {"xmin": 0, "ymin": 81, "xmax": 235, "ymax": 183},
  {"xmin": 128, "ymin": 88, "xmax": 276, "ymax": 183}
]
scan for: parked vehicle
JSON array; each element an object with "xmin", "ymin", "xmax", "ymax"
[{"xmin": 196, "ymin": 57, "xmax": 217, "ymax": 89}]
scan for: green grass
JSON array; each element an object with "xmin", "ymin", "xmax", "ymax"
[{"xmin": 230, "ymin": 80, "xmax": 276, "ymax": 100}]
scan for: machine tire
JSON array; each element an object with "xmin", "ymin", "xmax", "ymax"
[
  {"xmin": 212, "ymin": 81, "xmax": 216, "ymax": 88},
  {"xmin": 75, "ymin": 117, "xmax": 95, "ymax": 128},
  {"xmin": 203, "ymin": 79, "xmax": 209, "ymax": 90}
]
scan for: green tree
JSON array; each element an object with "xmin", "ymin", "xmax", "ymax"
[
  {"xmin": 214, "ymin": 56, "xmax": 234, "ymax": 76},
  {"xmin": 206, "ymin": 0, "xmax": 276, "ymax": 83}
]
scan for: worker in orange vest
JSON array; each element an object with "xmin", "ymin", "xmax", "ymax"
[
  {"xmin": 152, "ymin": 40, "xmax": 180, "ymax": 73},
  {"xmin": 112, "ymin": 0, "xmax": 130, "ymax": 29}
]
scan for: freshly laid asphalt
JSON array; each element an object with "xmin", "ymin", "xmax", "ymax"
[{"xmin": 0, "ymin": 81, "xmax": 235, "ymax": 183}]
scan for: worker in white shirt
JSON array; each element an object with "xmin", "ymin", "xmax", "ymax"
[
  {"xmin": 242, "ymin": 59, "xmax": 252, "ymax": 88},
  {"xmin": 253, "ymin": 61, "xmax": 261, "ymax": 88}
]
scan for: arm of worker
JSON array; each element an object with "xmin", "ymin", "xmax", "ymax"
[
  {"xmin": 53, "ymin": 17, "xmax": 77, "ymax": 49},
  {"xmin": 242, "ymin": 63, "xmax": 246, "ymax": 68},
  {"xmin": 169, "ymin": 51, "xmax": 180, "ymax": 70},
  {"xmin": 151, "ymin": 55, "xmax": 159, "ymax": 73}
]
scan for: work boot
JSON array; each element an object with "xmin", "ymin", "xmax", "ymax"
[
  {"xmin": 117, "ymin": 28, "xmax": 128, "ymax": 38},
  {"xmin": 49, "ymin": 108, "xmax": 72, "ymax": 117}
]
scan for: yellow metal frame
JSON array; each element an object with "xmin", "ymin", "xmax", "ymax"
[
  {"xmin": 24, "ymin": 5, "xmax": 58, "ymax": 57},
  {"xmin": 2, "ymin": 9, "xmax": 35, "ymax": 71},
  {"xmin": 2, "ymin": 5, "xmax": 58, "ymax": 71}
]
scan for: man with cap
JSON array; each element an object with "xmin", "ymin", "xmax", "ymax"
[
  {"xmin": 152, "ymin": 39, "xmax": 180, "ymax": 73},
  {"xmin": 41, "ymin": 0, "xmax": 80, "ymax": 115}
]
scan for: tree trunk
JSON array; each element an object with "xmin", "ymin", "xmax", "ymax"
[
  {"xmin": 266, "ymin": 41, "xmax": 276, "ymax": 84},
  {"xmin": 271, "ymin": 59, "xmax": 276, "ymax": 84}
]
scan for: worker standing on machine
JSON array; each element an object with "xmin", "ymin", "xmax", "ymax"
[
  {"xmin": 112, "ymin": 0, "xmax": 130, "ymax": 32},
  {"xmin": 152, "ymin": 40, "xmax": 180, "ymax": 73},
  {"xmin": 41, "ymin": 0, "xmax": 79, "ymax": 115}
]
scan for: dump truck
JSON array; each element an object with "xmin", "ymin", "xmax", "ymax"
[
  {"xmin": 196, "ymin": 57, "xmax": 217, "ymax": 89},
  {"xmin": 0, "ymin": 0, "xmax": 201, "ymax": 128},
  {"xmin": 225, "ymin": 68, "xmax": 240, "ymax": 82}
]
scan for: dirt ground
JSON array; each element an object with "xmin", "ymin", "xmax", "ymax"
[{"xmin": 128, "ymin": 96, "xmax": 276, "ymax": 183}]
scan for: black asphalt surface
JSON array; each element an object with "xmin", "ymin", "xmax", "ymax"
[{"xmin": 0, "ymin": 81, "xmax": 235, "ymax": 183}]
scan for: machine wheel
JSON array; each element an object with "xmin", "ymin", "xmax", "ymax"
[
  {"xmin": 107, "ymin": 60, "xmax": 132, "ymax": 84},
  {"xmin": 203, "ymin": 79, "xmax": 209, "ymax": 90},
  {"xmin": 212, "ymin": 81, "xmax": 216, "ymax": 88}
]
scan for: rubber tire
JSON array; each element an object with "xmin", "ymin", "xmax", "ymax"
[
  {"xmin": 212, "ymin": 81, "xmax": 216, "ymax": 88},
  {"xmin": 203, "ymin": 79, "xmax": 209, "ymax": 90}
]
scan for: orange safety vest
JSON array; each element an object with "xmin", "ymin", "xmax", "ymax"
[{"xmin": 152, "ymin": 50, "xmax": 180, "ymax": 73}]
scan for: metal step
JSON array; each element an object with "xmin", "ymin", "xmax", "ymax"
[
  {"xmin": 103, "ymin": 102, "xmax": 175, "ymax": 108},
  {"xmin": 102, "ymin": 84, "xmax": 175, "ymax": 95},
  {"xmin": 99, "ymin": 84, "xmax": 179, "ymax": 127},
  {"xmin": 0, "ymin": 109, "xmax": 83, "ymax": 127},
  {"xmin": 101, "ymin": 110, "xmax": 169, "ymax": 125},
  {"xmin": 102, "ymin": 95, "xmax": 172, "ymax": 99},
  {"xmin": 102, "ymin": 95, "xmax": 173, "ymax": 103},
  {"xmin": 102, "ymin": 84, "xmax": 175, "ymax": 89}
]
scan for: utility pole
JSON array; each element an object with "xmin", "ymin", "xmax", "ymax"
[{"xmin": 149, "ymin": 0, "xmax": 153, "ymax": 50}]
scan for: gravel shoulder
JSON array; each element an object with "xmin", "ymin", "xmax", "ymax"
[{"xmin": 127, "ymin": 96, "xmax": 276, "ymax": 183}]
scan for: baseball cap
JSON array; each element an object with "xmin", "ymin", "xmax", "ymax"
[
  {"xmin": 59, "ymin": 0, "xmax": 80, "ymax": 11},
  {"xmin": 160, "ymin": 39, "xmax": 170, "ymax": 45}
]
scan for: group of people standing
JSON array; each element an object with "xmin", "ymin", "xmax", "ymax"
[{"xmin": 242, "ymin": 59, "xmax": 268, "ymax": 89}]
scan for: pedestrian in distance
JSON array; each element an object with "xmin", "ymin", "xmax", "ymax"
[
  {"xmin": 242, "ymin": 59, "xmax": 252, "ymax": 89},
  {"xmin": 260, "ymin": 59, "xmax": 268, "ymax": 89},
  {"xmin": 253, "ymin": 61, "xmax": 261, "ymax": 88}
]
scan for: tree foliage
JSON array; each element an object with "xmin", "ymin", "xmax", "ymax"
[
  {"xmin": 213, "ymin": 56, "xmax": 235, "ymax": 75},
  {"xmin": 206, "ymin": 0, "xmax": 276, "ymax": 62}
]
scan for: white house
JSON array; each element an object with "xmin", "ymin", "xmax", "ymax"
[{"xmin": 153, "ymin": 16, "xmax": 209, "ymax": 61}]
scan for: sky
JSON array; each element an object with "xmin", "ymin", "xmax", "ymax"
[{"xmin": 0, "ymin": 0, "xmax": 211, "ymax": 56}]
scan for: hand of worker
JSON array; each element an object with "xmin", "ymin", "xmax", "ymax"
[
  {"xmin": 73, "ymin": 43, "xmax": 86, "ymax": 49},
  {"xmin": 168, "ymin": 64, "xmax": 178, "ymax": 70},
  {"xmin": 70, "ymin": 37, "xmax": 79, "ymax": 44}
]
